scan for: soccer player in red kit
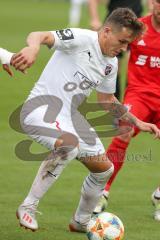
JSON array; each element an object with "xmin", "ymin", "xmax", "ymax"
[{"xmin": 94, "ymin": 0, "xmax": 160, "ymax": 221}]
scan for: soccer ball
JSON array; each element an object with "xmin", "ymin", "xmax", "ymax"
[{"xmin": 87, "ymin": 212, "xmax": 124, "ymax": 240}]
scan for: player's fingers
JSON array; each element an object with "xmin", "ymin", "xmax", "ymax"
[
  {"xmin": 151, "ymin": 125, "xmax": 160, "ymax": 139},
  {"xmin": 15, "ymin": 63, "xmax": 30, "ymax": 74},
  {"xmin": 155, "ymin": 129, "xmax": 160, "ymax": 139},
  {"xmin": 2, "ymin": 64, "xmax": 13, "ymax": 77},
  {"xmin": 20, "ymin": 69, "xmax": 27, "ymax": 74},
  {"xmin": 154, "ymin": 131, "xmax": 160, "ymax": 139},
  {"xmin": 11, "ymin": 53, "xmax": 23, "ymax": 64},
  {"xmin": 11, "ymin": 52, "xmax": 21, "ymax": 59},
  {"xmin": 12, "ymin": 54, "xmax": 31, "ymax": 68},
  {"xmin": 18, "ymin": 60, "xmax": 34, "ymax": 71},
  {"xmin": 14, "ymin": 59, "xmax": 28, "ymax": 70},
  {"xmin": 12, "ymin": 56, "xmax": 26, "ymax": 68},
  {"xmin": 19, "ymin": 63, "xmax": 30, "ymax": 71}
]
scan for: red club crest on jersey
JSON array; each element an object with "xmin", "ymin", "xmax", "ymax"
[{"xmin": 105, "ymin": 64, "xmax": 113, "ymax": 75}]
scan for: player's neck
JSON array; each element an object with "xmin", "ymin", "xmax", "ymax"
[{"xmin": 151, "ymin": 15, "xmax": 160, "ymax": 33}]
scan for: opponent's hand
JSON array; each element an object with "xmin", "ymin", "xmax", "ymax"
[
  {"xmin": 136, "ymin": 120, "xmax": 160, "ymax": 139},
  {"xmin": 11, "ymin": 46, "xmax": 39, "ymax": 73},
  {"xmin": 2, "ymin": 64, "xmax": 13, "ymax": 76},
  {"xmin": 0, "ymin": 48, "xmax": 14, "ymax": 76}
]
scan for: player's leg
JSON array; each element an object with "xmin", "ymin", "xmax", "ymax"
[
  {"xmin": 17, "ymin": 106, "xmax": 79, "ymax": 230},
  {"xmin": 70, "ymin": 153, "xmax": 114, "ymax": 232},
  {"xmin": 94, "ymin": 131, "xmax": 133, "ymax": 214},
  {"xmin": 17, "ymin": 133, "xmax": 79, "ymax": 231},
  {"xmin": 69, "ymin": 136, "xmax": 114, "ymax": 232},
  {"xmin": 151, "ymin": 111, "xmax": 160, "ymax": 220},
  {"xmin": 94, "ymin": 91, "xmax": 152, "ymax": 213},
  {"xmin": 152, "ymin": 186, "xmax": 160, "ymax": 221},
  {"xmin": 68, "ymin": 0, "xmax": 85, "ymax": 27}
]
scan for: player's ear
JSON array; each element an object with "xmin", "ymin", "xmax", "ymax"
[
  {"xmin": 103, "ymin": 27, "xmax": 111, "ymax": 38},
  {"xmin": 104, "ymin": 27, "xmax": 111, "ymax": 34}
]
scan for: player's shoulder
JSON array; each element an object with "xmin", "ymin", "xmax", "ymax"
[
  {"xmin": 70, "ymin": 28, "xmax": 99, "ymax": 49},
  {"xmin": 52, "ymin": 28, "xmax": 97, "ymax": 43},
  {"xmin": 52, "ymin": 28, "xmax": 98, "ymax": 52},
  {"xmin": 138, "ymin": 15, "xmax": 151, "ymax": 24},
  {"xmin": 71, "ymin": 28, "xmax": 98, "ymax": 41}
]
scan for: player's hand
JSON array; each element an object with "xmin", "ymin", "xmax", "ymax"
[
  {"xmin": 11, "ymin": 46, "xmax": 39, "ymax": 73},
  {"xmin": 136, "ymin": 120, "xmax": 160, "ymax": 139},
  {"xmin": 2, "ymin": 64, "xmax": 13, "ymax": 77}
]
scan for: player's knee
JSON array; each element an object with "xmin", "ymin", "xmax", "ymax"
[
  {"xmin": 64, "ymin": 146, "xmax": 79, "ymax": 160},
  {"xmin": 54, "ymin": 132, "xmax": 79, "ymax": 161},
  {"xmin": 90, "ymin": 164, "xmax": 114, "ymax": 184}
]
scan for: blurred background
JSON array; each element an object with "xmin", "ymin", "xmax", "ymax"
[{"xmin": 0, "ymin": 1, "xmax": 159, "ymax": 240}]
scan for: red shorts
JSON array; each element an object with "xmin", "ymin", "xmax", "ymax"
[{"xmin": 123, "ymin": 89, "xmax": 160, "ymax": 136}]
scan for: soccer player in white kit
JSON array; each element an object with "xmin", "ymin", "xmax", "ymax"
[{"xmin": 11, "ymin": 8, "xmax": 160, "ymax": 232}]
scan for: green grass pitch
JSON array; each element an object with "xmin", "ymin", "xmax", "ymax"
[{"xmin": 0, "ymin": 1, "xmax": 160, "ymax": 239}]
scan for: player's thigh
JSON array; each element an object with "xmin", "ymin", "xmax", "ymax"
[
  {"xmin": 79, "ymin": 139, "xmax": 110, "ymax": 173},
  {"xmin": 124, "ymin": 90, "xmax": 151, "ymax": 120},
  {"xmin": 76, "ymin": 119, "xmax": 112, "ymax": 172},
  {"xmin": 21, "ymin": 105, "xmax": 78, "ymax": 151},
  {"xmin": 123, "ymin": 90, "xmax": 152, "ymax": 136}
]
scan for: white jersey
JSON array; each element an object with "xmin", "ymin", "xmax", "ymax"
[
  {"xmin": 23, "ymin": 28, "xmax": 118, "ymax": 157},
  {"xmin": 28, "ymin": 28, "xmax": 118, "ymax": 107}
]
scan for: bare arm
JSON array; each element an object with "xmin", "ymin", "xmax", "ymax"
[
  {"xmin": 11, "ymin": 31, "xmax": 55, "ymax": 73},
  {"xmin": 97, "ymin": 92, "xmax": 160, "ymax": 138},
  {"xmin": 97, "ymin": 92, "xmax": 138, "ymax": 124},
  {"xmin": 26, "ymin": 31, "xmax": 55, "ymax": 49},
  {"xmin": 147, "ymin": 0, "xmax": 153, "ymax": 13},
  {"xmin": 88, "ymin": 0, "xmax": 102, "ymax": 30}
]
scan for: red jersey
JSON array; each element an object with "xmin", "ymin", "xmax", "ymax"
[{"xmin": 128, "ymin": 15, "xmax": 160, "ymax": 96}]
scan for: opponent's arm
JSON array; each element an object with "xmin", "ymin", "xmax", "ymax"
[
  {"xmin": 147, "ymin": 0, "xmax": 153, "ymax": 13},
  {"xmin": 11, "ymin": 31, "xmax": 55, "ymax": 73},
  {"xmin": 97, "ymin": 92, "xmax": 160, "ymax": 139},
  {"xmin": 88, "ymin": 0, "xmax": 102, "ymax": 30}
]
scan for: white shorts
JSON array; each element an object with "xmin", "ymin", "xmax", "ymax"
[{"xmin": 20, "ymin": 105, "xmax": 105, "ymax": 159}]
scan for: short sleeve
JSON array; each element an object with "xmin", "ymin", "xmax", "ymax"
[{"xmin": 50, "ymin": 28, "xmax": 93, "ymax": 52}]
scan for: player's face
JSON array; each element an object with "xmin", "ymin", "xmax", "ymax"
[
  {"xmin": 100, "ymin": 27, "xmax": 134, "ymax": 57},
  {"xmin": 152, "ymin": 0, "xmax": 160, "ymax": 24}
]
